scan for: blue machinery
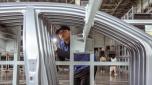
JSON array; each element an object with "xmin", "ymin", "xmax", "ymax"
[{"xmin": 0, "ymin": 2, "xmax": 152, "ymax": 85}]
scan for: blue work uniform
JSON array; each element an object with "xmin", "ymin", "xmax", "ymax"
[
  {"xmin": 56, "ymin": 40, "xmax": 95, "ymax": 73},
  {"xmin": 57, "ymin": 40, "xmax": 97, "ymax": 85},
  {"xmin": 57, "ymin": 40, "xmax": 70, "ymax": 61}
]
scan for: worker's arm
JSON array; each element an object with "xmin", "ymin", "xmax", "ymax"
[{"xmin": 56, "ymin": 48, "xmax": 70, "ymax": 61}]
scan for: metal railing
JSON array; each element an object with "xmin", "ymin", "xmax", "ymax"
[{"xmin": 121, "ymin": 6, "xmax": 137, "ymax": 20}]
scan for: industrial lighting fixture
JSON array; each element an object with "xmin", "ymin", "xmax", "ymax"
[{"xmin": 52, "ymin": 37, "xmax": 57, "ymax": 43}]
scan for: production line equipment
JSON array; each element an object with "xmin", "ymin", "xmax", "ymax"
[{"xmin": 0, "ymin": 2, "xmax": 152, "ymax": 85}]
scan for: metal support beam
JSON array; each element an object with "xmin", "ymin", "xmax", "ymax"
[
  {"xmin": 82, "ymin": 0, "xmax": 102, "ymax": 39},
  {"xmin": 55, "ymin": 61, "xmax": 129, "ymax": 66},
  {"xmin": 13, "ymin": 53, "xmax": 19, "ymax": 85},
  {"xmin": 123, "ymin": 20, "xmax": 152, "ymax": 25},
  {"xmin": 23, "ymin": 7, "xmax": 39, "ymax": 85},
  {"xmin": 112, "ymin": 0, "xmax": 123, "ymax": 15},
  {"xmin": 146, "ymin": 8, "xmax": 152, "ymax": 13},
  {"xmin": 90, "ymin": 54, "xmax": 95, "ymax": 85},
  {"xmin": 12, "ymin": 29, "xmax": 20, "ymax": 85},
  {"xmin": 0, "ymin": 61, "xmax": 24, "ymax": 65}
]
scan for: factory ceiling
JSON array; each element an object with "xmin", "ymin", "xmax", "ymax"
[
  {"xmin": 0, "ymin": 0, "xmax": 137, "ymax": 40},
  {"xmin": 0, "ymin": 0, "xmax": 137, "ymax": 18}
]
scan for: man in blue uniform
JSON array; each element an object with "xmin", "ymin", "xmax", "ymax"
[
  {"xmin": 56, "ymin": 25, "xmax": 96, "ymax": 85},
  {"xmin": 56, "ymin": 25, "xmax": 70, "ymax": 61}
]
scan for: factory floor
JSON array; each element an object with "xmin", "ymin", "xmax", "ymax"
[
  {"xmin": 0, "ymin": 67, "xmax": 129, "ymax": 85},
  {"xmin": 58, "ymin": 67, "xmax": 129, "ymax": 85},
  {"xmin": 0, "ymin": 69, "xmax": 26, "ymax": 85}
]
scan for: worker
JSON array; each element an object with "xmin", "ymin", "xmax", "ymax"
[
  {"xmin": 55, "ymin": 25, "xmax": 70, "ymax": 61},
  {"xmin": 110, "ymin": 55, "xmax": 117, "ymax": 76},
  {"xmin": 55, "ymin": 25, "xmax": 96, "ymax": 85},
  {"xmin": 99, "ymin": 51, "xmax": 106, "ymax": 74}
]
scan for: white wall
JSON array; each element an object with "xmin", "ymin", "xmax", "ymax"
[
  {"xmin": 5, "ymin": 40, "xmax": 16, "ymax": 53},
  {"xmin": 71, "ymin": 35, "xmax": 94, "ymax": 53},
  {"xmin": 93, "ymin": 32, "xmax": 105, "ymax": 47},
  {"xmin": 105, "ymin": 37, "xmax": 115, "ymax": 46},
  {"xmin": 70, "ymin": 26, "xmax": 116, "ymax": 49},
  {"xmin": 93, "ymin": 32, "xmax": 116, "ymax": 48},
  {"xmin": 0, "ymin": 39, "xmax": 6, "ymax": 52},
  {"xmin": 71, "ymin": 35, "xmax": 85, "ymax": 52}
]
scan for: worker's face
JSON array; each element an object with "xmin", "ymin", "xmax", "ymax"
[{"xmin": 58, "ymin": 30, "xmax": 70, "ymax": 41}]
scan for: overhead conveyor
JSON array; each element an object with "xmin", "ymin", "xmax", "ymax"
[{"xmin": 0, "ymin": 2, "xmax": 152, "ymax": 85}]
